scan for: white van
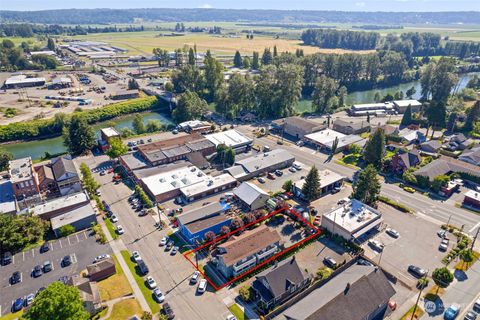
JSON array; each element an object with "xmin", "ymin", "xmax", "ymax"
[{"xmin": 292, "ymin": 162, "xmax": 302, "ymax": 170}]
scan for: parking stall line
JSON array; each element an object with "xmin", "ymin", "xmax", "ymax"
[
  {"xmin": 67, "ymin": 236, "xmax": 71, "ymax": 245},
  {"xmin": 12, "ymin": 255, "xmax": 15, "ymax": 265},
  {"xmin": 71, "ymin": 253, "xmax": 77, "ymax": 264},
  {"xmin": 76, "ymin": 234, "xmax": 80, "ymax": 243},
  {"xmin": 22, "ymin": 251, "xmax": 25, "ymax": 261},
  {"xmin": 31, "ymin": 248, "xmax": 35, "ymax": 258},
  {"xmin": 59, "ymin": 239, "xmax": 63, "ymax": 249},
  {"xmin": 49, "ymin": 242, "xmax": 54, "ymax": 251}
]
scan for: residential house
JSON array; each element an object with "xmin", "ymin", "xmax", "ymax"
[
  {"xmin": 252, "ymin": 257, "xmax": 311, "ymax": 309},
  {"xmin": 87, "ymin": 258, "xmax": 116, "ymax": 282},
  {"xmin": 333, "ymin": 120, "xmax": 370, "ymax": 135},
  {"xmin": 66, "ymin": 275, "xmax": 102, "ymax": 315},
  {"xmin": 398, "ymin": 128, "xmax": 426, "ymax": 145},
  {"xmin": 214, "ymin": 225, "xmax": 282, "ymax": 278},
  {"xmin": 419, "ymin": 140, "xmax": 441, "ymax": 154},
  {"xmin": 391, "ymin": 150, "xmax": 421, "ymax": 174},
  {"xmin": 51, "ymin": 155, "xmax": 81, "ymax": 196},
  {"xmin": 177, "ymin": 203, "xmax": 232, "ymax": 244},
  {"xmin": 279, "ymin": 264, "xmax": 396, "ymax": 320},
  {"xmin": 233, "ymin": 182, "xmax": 270, "ymax": 210},
  {"xmin": 443, "ymin": 133, "xmax": 472, "ymax": 151},
  {"xmin": 459, "ymin": 146, "xmax": 480, "ymax": 166},
  {"xmin": 373, "ymin": 124, "xmax": 399, "ymax": 136},
  {"xmin": 414, "ymin": 157, "xmax": 480, "ymax": 181}
]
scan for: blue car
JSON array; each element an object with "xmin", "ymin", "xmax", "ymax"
[
  {"xmin": 12, "ymin": 298, "xmax": 23, "ymax": 312},
  {"xmin": 444, "ymin": 304, "xmax": 460, "ymax": 320}
]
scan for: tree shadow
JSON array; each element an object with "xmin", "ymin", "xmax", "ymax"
[
  {"xmin": 281, "ymin": 224, "xmax": 295, "ymax": 236},
  {"xmin": 454, "ymin": 269, "xmax": 468, "ymax": 281}
]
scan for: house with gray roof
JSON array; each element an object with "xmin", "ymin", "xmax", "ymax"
[
  {"xmin": 414, "ymin": 157, "xmax": 480, "ymax": 181},
  {"xmin": 419, "ymin": 140, "xmax": 441, "ymax": 154},
  {"xmin": 278, "ymin": 264, "xmax": 395, "ymax": 320},
  {"xmin": 233, "ymin": 182, "xmax": 270, "ymax": 210},
  {"xmin": 51, "ymin": 155, "xmax": 81, "ymax": 195},
  {"xmin": 459, "ymin": 146, "xmax": 480, "ymax": 166},
  {"xmin": 252, "ymin": 257, "xmax": 311, "ymax": 309}
]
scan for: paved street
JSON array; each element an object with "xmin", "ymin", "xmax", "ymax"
[
  {"xmin": 0, "ymin": 230, "xmax": 111, "ymax": 316},
  {"xmin": 95, "ymin": 168, "xmax": 232, "ymax": 320}
]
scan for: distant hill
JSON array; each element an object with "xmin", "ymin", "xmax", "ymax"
[{"xmin": 1, "ymin": 8, "xmax": 480, "ymax": 25}]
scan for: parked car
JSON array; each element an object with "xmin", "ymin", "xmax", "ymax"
[
  {"xmin": 138, "ymin": 210, "xmax": 148, "ymax": 217},
  {"xmin": 267, "ymin": 172, "xmax": 276, "ymax": 180},
  {"xmin": 288, "ymin": 167, "xmax": 297, "ymax": 173},
  {"xmin": 159, "ymin": 236, "xmax": 169, "ymax": 246},
  {"xmin": 292, "ymin": 162, "xmax": 302, "ymax": 170},
  {"xmin": 408, "ymin": 265, "xmax": 427, "ymax": 278},
  {"xmin": 116, "ymin": 225, "xmax": 125, "ymax": 235},
  {"xmin": 146, "ymin": 276, "xmax": 157, "ymax": 289},
  {"xmin": 337, "ymin": 198, "xmax": 349, "ymax": 205},
  {"xmin": 439, "ymin": 242, "xmax": 448, "ymax": 251},
  {"xmin": 385, "ymin": 228, "xmax": 400, "ymax": 238},
  {"xmin": 331, "ymin": 187, "xmax": 341, "ymax": 194},
  {"xmin": 323, "ymin": 257, "xmax": 337, "ymax": 269},
  {"xmin": 444, "ymin": 304, "xmax": 460, "ymax": 320},
  {"xmin": 43, "ymin": 261, "xmax": 53, "ymax": 273},
  {"xmin": 137, "ymin": 260, "xmax": 149, "ymax": 276},
  {"xmin": 190, "ymin": 271, "xmax": 200, "ymax": 284},
  {"xmin": 474, "ymin": 299, "xmax": 480, "ymax": 312},
  {"xmin": 226, "ymin": 315, "xmax": 238, "ymax": 320},
  {"xmin": 162, "ymin": 302, "xmax": 175, "ymax": 319},
  {"xmin": 110, "ymin": 215, "xmax": 118, "ymax": 223},
  {"xmin": 153, "ymin": 288, "xmax": 165, "ymax": 302},
  {"xmin": 357, "ymin": 258, "xmax": 373, "ymax": 266},
  {"xmin": 100, "ymin": 170, "xmax": 106, "ymax": 176},
  {"xmin": 62, "ymin": 255, "xmax": 72, "ymax": 267},
  {"xmin": 197, "ymin": 279, "xmax": 208, "ymax": 293},
  {"xmin": 165, "ymin": 241, "xmax": 174, "ymax": 251},
  {"xmin": 403, "ymin": 186, "xmax": 416, "ymax": 193},
  {"xmin": 257, "ymin": 177, "xmax": 266, "ymax": 183},
  {"xmin": 25, "ymin": 293, "xmax": 35, "ymax": 306},
  {"xmin": 274, "ymin": 170, "xmax": 283, "ymax": 176},
  {"xmin": 32, "ymin": 265, "xmax": 42, "ymax": 278},
  {"xmin": 464, "ymin": 310, "xmax": 478, "ymax": 320},
  {"xmin": 132, "ymin": 251, "xmax": 142, "ymax": 263},
  {"xmin": 40, "ymin": 241, "xmax": 50, "ymax": 253},
  {"xmin": 94, "ymin": 254, "xmax": 111, "ymax": 263},
  {"xmin": 1, "ymin": 251, "xmax": 12, "ymax": 265},
  {"xmin": 12, "ymin": 298, "xmax": 24, "ymax": 312},
  {"xmin": 368, "ymin": 240, "xmax": 385, "ymax": 251},
  {"xmin": 172, "ymin": 129, "xmax": 179, "ymax": 134},
  {"xmin": 11, "ymin": 271, "xmax": 22, "ymax": 284},
  {"xmin": 171, "ymin": 246, "xmax": 178, "ymax": 255}
]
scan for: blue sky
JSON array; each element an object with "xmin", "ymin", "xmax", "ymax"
[{"xmin": 3, "ymin": 0, "xmax": 480, "ymax": 11}]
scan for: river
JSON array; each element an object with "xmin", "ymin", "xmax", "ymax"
[
  {"xmin": 3, "ymin": 111, "xmax": 173, "ymax": 160},
  {"xmin": 4, "ymin": 72, "xmax": 478, "ymax": 160}
]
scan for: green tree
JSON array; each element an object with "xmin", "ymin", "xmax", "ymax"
[
  {"xmin": 252, "ymin": 51, "xmax": 260, "ymax": 69},
  {"xmin": 0, "ymin": 214, "xmax": 47, "ymax": 253},
  {"xmin": 47, "ymin": 37, "xmax": 55, "ymax": 51},
  {"xmin": 330, "ymin": 136, "xmax": 339, "ymax": 155},
  {"xmin": 273, "ymin": 45, "xmax": 278, "ymax": 57},
  {"xmin": 312, "ymin": 75, "xmax": 339, "ymax": 114},
  {"xmin": 316, "ymin": 267, "xmax": 333, "ymax": 279},
  {"xmin": 363, "ymin": 128, "xmax": 385, "ymax": 168},
  {"xmin": 21, "ymin": 282, "xmax": 89, "ymax": 320},
  {"xmin": 63, "ymin": 115, "xmax": 96, "ymax": 156},
  {"xmin": 132, "ymin": 114, "xmax": 145, "ymax": 134},
  {"xmin": 204, "ymin": 54, "xmax": 224, "ymax": 101},
  {"xmin": 188, "ymin": 48, "xmax": 195, "ymax": 65},
  {"xmin": 425, "ymin": 100, "xmax": 447, "ymax": 130},
  {"xmin": 145, "ymin": 119, "xmax": 163, "ymax": 132},
  {"xmin": 141, "ymin": 311, "xmax": 153, "ymax": 320},
  {"xmin": 239, "ymin": 285, "xmax": 252, "ymax": 302},
  {"xmin": 261, "ymin": 48, "xmax": 273, "ymax": 65},
  {"xmin": 0, "ymin": 148, "xmax": 13, "ymax": 171},
  {"xmin": 459, "ymin": 249, "xmax": 475, "ymax": 268},
  {"xmin": 352, "ymin": 165, "xmax": 381, "ymax": 207},
  {"xmin": 282, "ymin": 180, "xmax": 293, "ymax": 192},
  {"xmin": 349, "ymin": 144, "xmax": 362, "ymax": 155},
  {"xmin": 128, "ymin": 78, "xmax": 139, "ymax": 90},
  {"xmin": 243, "ymin": 56, "xmax": 251, "ymax": 69},
  {"xmin": 400, "ymin": 105, "xmax": 412, "ymax": 126},
  {"xmin": 172, "ymin": 91, "xmax": 209, "ymax": 123},
  {"xmin": 446, "ymin": 112, "xmax": 458, "ymax": 133},
  {"xmin": 233, "ymin": 50, "xmax": 242, "ymax": 68},
  {"xmin": 464, "ymin": 101, "xmax": 480, "ymax": 132},
  {"xmin": 432, "ymin": 267, "xmax": 454, "ymax": 294},
  {"xmin": 338, "ymin": 86, "xmax": 347, "ymax": 108},
  {"xmin": 105, "ymin": 137, "xmax": 128, "ymax": 159},
  {"xmin": 79, "ymin": 163, "xmax": 99, "ymax": 196},
  {"xmin": 171, "ymin": 65, "xmax": 204, "ymax": 94},
  {"xmin": 224, "ymin": 148, "xmax": 236, "ymax": 166},
  {"xmin": 301, "ymin": 166, "xmax": 321, "ymax": 202},
  {"xmin": 215, "ymin": 73, "xmax": 255, "ymax": 118},
  {"xmin": 164, "ymin": 81, "xmax": 173, "ymax": 92},
  {"xmin": 58, "ymin": 225, "xmax": 75, "ymax": 237},
  {"xmin": 431, "ymin": 175, "xmax": 450, "ymax": 193},
  {"xmin": 406, "ymin": 86, "xmax": 416, "ymax": 98}
]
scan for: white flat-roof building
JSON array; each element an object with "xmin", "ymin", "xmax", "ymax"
[
  {"xmin": 304, "ymin": 129, "xmax": 345, "ymax": 147},
  {"xmin": 32, "ymin": 191, "xmax": 90, "ymax": 220},
  {"xmin": 30, "ymin": 50, "xmax": 56, "ymax": 56},
  {"xmin": 321, "ymin": 199, "xmax": 383, "ymax": 242},
  {"xmin": 100, "ymin": 127, "xmax": 120, "ymax": 142},
  {"xmin": 4, "ymin": 75, "xmax": 46, "ymax": 89},
  {"xmin": 180, "ymin": 173, "xmax": 238, "ymax": 202},
  {"xmin": 293, "ymin": 170, "xmax": 344, "ymax": 200},
  {"xmin": 349, "ymin": 102, "xmax": 395, "ymax": 117},
  {"xmin": 392, "ymin": 99, "xmax": 423, "ymax": 113},
  {"xmin": 205, "ymin": 129, "xmax": 253, "ymax": 152}
]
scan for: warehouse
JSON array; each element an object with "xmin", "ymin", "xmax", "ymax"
[
  {"xmin": 4, "ymin": 75, "xmax": 46, "ymax": 89},
  {"xmin": 392, "ymin": 99, "xmax": 423, "ymax": 113},
  {"xmin": 272, "ymin": 116, "xmax": 326, "ymax": 139},
  {"xmin": 205, "ymin": 129, "xmax": 253, "ymax": 152},
  {"xmin": 111, "ymin": 90, "xmax": 140, "ymax": 100},
  {"xmin": 180, "ymin": 173, "xmax": 238, "ymax": 203},
  {"xmin": 349, "ymin": 102, "xmax": 395, "ymax": 117}
]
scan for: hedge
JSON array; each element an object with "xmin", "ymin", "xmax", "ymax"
[
  {"xmin": 378, "ymin": 195, "xmax": 413, "ymax": 213},
  {"xmin": 0, "ymin": 96, "xmax": 161, "ymax": 142}
]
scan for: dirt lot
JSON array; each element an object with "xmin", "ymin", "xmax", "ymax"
[{"xmin": 0, "ymin": 71, "xmax": 129, "ymax": 125}]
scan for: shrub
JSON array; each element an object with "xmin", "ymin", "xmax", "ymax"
[
  {"xmin": 378, "ymin": 196, "xmax": 413, "ymax": 213},
  {"xmin": 58, "ymin": 224, "xmax": 75, "ymax": 237},
  {"xmin": 239, "ymin": 285, "xmax": 252, "ymax": 302},
  {"xmin": 135, "ymin": 185, "xmax": 154, "ymax": 208},
  {"xmin": 316, "ymin": 267, "xmax": 333, "ymax": 280}
]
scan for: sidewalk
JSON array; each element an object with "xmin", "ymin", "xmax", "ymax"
[{"xmin": 98, "ymin": 217, "xmax": 151, "ymax": 313}]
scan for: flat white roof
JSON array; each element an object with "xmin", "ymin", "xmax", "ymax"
[
  {"xmin": 295, "ymin": 169, "xmax": 344, "ymax": 190},
  {"xmin": 9, "ymin": 157, "xmax": 34, "ymax": 183},
  {"xmin": 323, "ymin": 199, "xmax": 382, "ymax": 234},
  {"xmin": 142, "ymin": 165, "xmax": 207, "ymax": 196},
  {"xmin": 30, "ymin": 50, "xmax": 56, "ymax": 56},
  {"xmin": 0, "ymin": 180, "xmax": 16, "ymax": 214},
  {"xmin": 51, "ymin": 202, "xmax": 96, "ymax": 230},
  {"xmin": 5, "ymin": 75, "xmax": 46, "ymax": 85},
  {"xmin": 180, "ymin": 173, "xmax": 237, "ymax": 198},
  {"xmin": 33, "ymin": 192, "xmax": 89, "ymax": 216},
  {"xmin": 393, "ymin": 99, "xmax": 422, "ymax": 107},
  {"xmin": 205, "ymin": 129, "xmax": 252, "ymax": 148},
  {"xmin": 100, "ymin": 127, "xmax": 120, "ymax": 138},
  {"xmin": 465, "ymin": 190, "xmax": 480, "ymax": 201},
  {"xmin": 305, "ymin": 129, "xmax": 345, "ymax": 145}
]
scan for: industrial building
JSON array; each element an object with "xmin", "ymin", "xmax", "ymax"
[
  {"xmin": 304, "ymin": 129, "xmax": 365, "ymax": 153},
  {"xmin": 226, "ymin": 149, "xmax": 295, "ymax": 181},
  {"xmin": 392, "ymin": 99, "xmax": 423, "ymax": 113},
  {"xmin": 321, "ymin": 199, "xmax": 383, "ymax": 242},
  {"xmin": 349, "ymin": 102, "xmax": 395, "ymax": 117},
  {"xmin": 205, "ymin": 129, "xmax": 253, "ymax": 152},
  {"xmin": 111, "ymin": 90, "xmax": 140, "ymax": 100},
  {"xmin": 4, "ymin": 75, "xmax": 46, "ymax": 89},
  {"xmin": 178, "ymin": 120, "xmax": 212, "ymax": 133},
  {"xmin": 180, "ymin": 173, "xmax": 237, "ymax": 203}
]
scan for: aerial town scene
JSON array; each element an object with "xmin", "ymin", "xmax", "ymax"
[{"xmin": 0, "ymin": 1, "xmax": 480, "ymax": 320}]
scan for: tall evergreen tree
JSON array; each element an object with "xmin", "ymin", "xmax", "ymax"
[
  {"xmin": 0, "ymin": 148, "xmax": 13, "ymax": 171},
  {"xmin": 464, "ymin": 101, "xmax": 480, "ymax": 132},
  {"xmin": 63, "ymin": 115, "xmax": 96, "ymax": 156},
  {"xmin": 351, "ymin": 165, "xmax": 381, "ymax": 207},
  {"xmin": 330, "ymin": 137, "xmax": 339, "ymax": 155},
  {"xmin": 446, "ymin": 112, "xmax": 458, "ymax": 133},
  {"xmin": 273, "ymin": 45, "xmax": 278, "ymax": 57},
  {"xmin": 363, "ymin": 128, "xmax": 385, "ymax": 168},
  {"xmin": 188, "ymin": 48, "xmax": 195, "ymax": 65},
  {"xmin": 242, "ymin": 56, "xmax": 251, "ymax": 69},
  {"xmin": 301, "ymin": 166, "xmax": 321, "ymax": 202},
  {"xmin": 252, "ymin": 51, "xmax": 260, "ymax": 69},
  {"xmin": 204, "ymin": 55, "xmax": 224, "ymax": 101},
  {"xmin": 400, "ymin": 105, "xmax": 412, "ymax": 126},
  {"xmin": 233, "ymin": 51, "xmax": 242, "ymax": 68},
  {"xmin": 261, "ymin": 48, "xmax": 273, "ymax": 65},
  {"xmin": 47, "ymin": 37, "xmax": 55, "ymax": 51},
  {"xmin": 132, "ymin": 114, "xmax": 145, "ymax": 134},
  {"xmin": 172, "ymin": 90, "xmax": 209, "ymax": 123}
]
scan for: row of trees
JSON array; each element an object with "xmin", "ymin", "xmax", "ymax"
[
  {"xmin": 0, "ymin": 39, "xmax": 58, "ymax": 71},
  {"xmin": 301, "ymin": 29, "xmax": 380, "ymax": 50},
  {"xmin": 0, "ymin": 23, "xmax": 145, "ymax": 37},
  {"xmin": 0, "ymin": 214, "xmax": 48, "ymax": 253}
]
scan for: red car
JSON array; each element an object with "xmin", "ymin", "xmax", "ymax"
[{"xmin": 267, "ymin": 172, "xmax": 276, "ymax": 180}]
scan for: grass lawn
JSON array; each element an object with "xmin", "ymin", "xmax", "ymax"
[
  {"xmin": 108, "ymin": 298, "xmax": 143, "ymax": 320},
  {"xmin": 335, "ymin": 154, "xmax": 361, "ymax": 169},
  {"xmin": 120, "ymin": 250, "xmax": 160, "ymax": 314},
  {"xmin": 104, "ymin": 218, "xmax": 119, "ymax": 240},
  {"xmin": 0, "ymin": 311, "xmax": 23, "ymax": 320},
  {"xmin": 229, "ymin": 304, "xmax": 247, "ymax": 320},
  {"xmin": 455, "ymin": 251, "xmax": 480, "ymax": 271},
  {"xmin": 97, "ymin": 255, "xmax": 133, "ymax": 301},
  {"xmin": 400, "ymin": 305, "xmax": 424, "ymax": 320}
]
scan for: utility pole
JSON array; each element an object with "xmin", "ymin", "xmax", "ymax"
[
  {"xmin": 410, "ymin": 270, "xmax": 428, "ymax": 320},
  {"xmin": 446, "ymin": 214, "xmax": 452, "ymax": 228},
  {"xmin": 471, "ymin": 227, "xmax": 480, "ymax": 251}
]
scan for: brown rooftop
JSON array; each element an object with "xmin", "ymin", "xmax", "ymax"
[
  {"xmin": 138, "ymin": 133, "xmax": 205, "ymax": 154},
  {"xmin": 220, "ymin": 225, "xmax": 281, "ymax": 266},
  {"xmin": 186, "ymin": 214, "xmax": 231, "ymax": 234}
]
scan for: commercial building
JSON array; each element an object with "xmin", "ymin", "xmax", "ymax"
[
  {"xmin": 35, "ymin": 155, "xmax": 81, "ymax": 196},
  {"xmin": 8, "ymin": 157, "xmax": 41, "ymax": 201},
  {"xmin": 226, "ymin": 149, "xmax": 295, "ymax": 181},
  {"xmin": 214, "ymin": 225, "xmax": 282, "ymax": 278},
  {"xmin": 180, "ymin": 173, "xmax": 237, "ymax": 203},
  {"xmin": 349, "ymin": 102, "xmax": 395, "ymax": 117},
  {"xmin": 32, "ymin": 191, "xmax": 90, "ymax": 220},
  {"xmin": 119, "ymin": 153, "xmax": 150, "ymax": 175},
  {"xmin": 333, "ymin": 120, "xmax": 370, "ymax": 135},
  {"xmin": 100, "ymin": 127, "xmax": 121, "ymax": 142},
  {"xmin": 140, "ymin": 165, "xmax": 208, "ymax": 202},
  {"xmin": 463, "ymin": 190, "xmax": 480, "ymax": 210},
  {"xmin": 0, "ymin": 179, "xmax": 16, "ymax": 214},
  {"xmin": 392, "ymin": 99, "xmax": 423, "ymax": 113},
  {"xmin": 177, "ymin": 202, "xmax": 232, "ymax": 244},
  {"xmin": 252, "ymin": 257, "xmax": 311, "ymax": 309},
  {"xmin": 178, "ymin": 120, "xmax": 212, "ymax": 133},
  {"xmin": 272, "ymin": 117, "xmax": 326, "ymax": 139},
  {"xmin": 4, "ymin": 75, "xmax": 46, "ymax": 89},
  {"xmin": 293, "ymin": 170, "xmax": 344, "ymax": 200},
  {"xmin": 111, "ymin": 90, "xmax": 140, "ymax": 100},
  {"xmin": 51, "ymin": 202, "xmax": 97, "ymax": 237},
  {"xmin": 304, "ymin": 129, "xmax": 364, "ymax": 153},
  {"xmin": 205, "ymin": 129, "xmax": 253, "ymax": 152},
  {"xmin": 321, "ymin": 199, "xmax": 383, "ymax": 242},
  {"xmin": 279, "ymin": 264, "xmax": 395, "ymax": 320},
  {"xmin": 233, "ymin": 182, "xmax": 270, "ymax": 210}
]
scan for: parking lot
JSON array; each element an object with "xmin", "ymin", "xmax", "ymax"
[{"xmin": 0, "ymin": 230, "xmax": 112, "ymax": 315}]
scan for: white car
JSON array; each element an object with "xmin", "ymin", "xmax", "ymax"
[
  {"xmin": 132, "ymin": 251, "xmax": 141, "ymax": 262},
  {"xmin": 190, "ymin": 271, "xmax": 200, "ymax": 284},
  {"xmin": 116, "ymin": 225, "xmax": 124, "ymax": 235},
  {"xmin": 146, "ymin": 276, "xmax": 157, "ymax": 289},
  {"xmin": 288, "ymin": 167, "xmax": 297, "ymax": 173},
  {"xmin": 159, "ymin": 236, "xmax": 169, "ymax": 246},
  {"xmin": 368, "ymin": 239, "xmax": 385, "ymax": 251},
  {"xmin": 153, "ymin": 288, "xmax": 165, "ymax": 302},
  {"xmin": 226, "ymin": 315, "xmax": 238, "ymax": 320},
  {"xmin": 110, "ymin": 215, "xmax": 118, "ymax": 223},
  {"xmin": 94, "ymin": 254, "xmax": 111, "ymax": 263},
  {"xmin": 385, "ymin": 228, "xmax": 400, "ymax": 238},
  {"xmin": 25, "ymin": 293, "xmax": 35, "ymax": 306},
  {"xmin": 197, "ymin": 279, "xmax": 208, "ymax": 293},
  {"xmin": 292, "ymin": 162, "xmax": 302, "ymax": 170},
  {"xmin": 257, "ymin": 177, "xmax": 266, "ymax": 183}
]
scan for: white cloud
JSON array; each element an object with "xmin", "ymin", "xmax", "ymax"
[
  {"xmin": 199, "ymin": 3, "xmax": 212, "ymax": 8},
  {"xmin": 355, "ymin": 2, "xmax": 366, "ymax": 7}
]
